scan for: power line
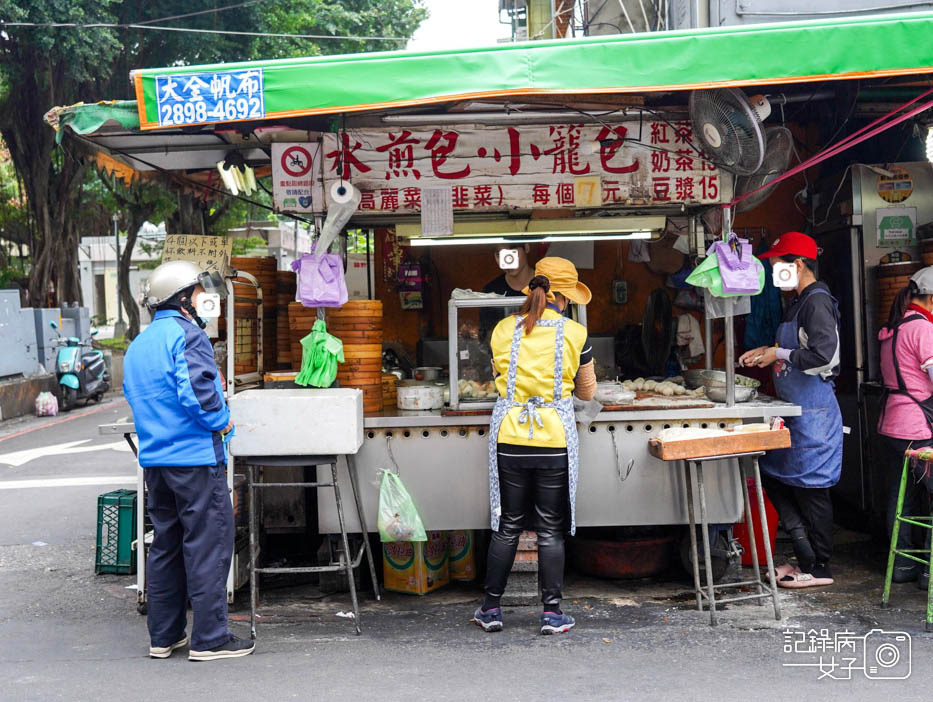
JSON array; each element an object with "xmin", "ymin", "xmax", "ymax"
[
  {"xmin": 136, "ymin": 0, "xmax": 267, "ymax": 26},
  {"xmin": 1, "ymin": 21, "xmax": 408, "ymax": 42}
]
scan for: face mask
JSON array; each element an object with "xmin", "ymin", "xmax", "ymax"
[{"xmin": 772, "ymin": 261, "xmax": 798, "ymax": 291}]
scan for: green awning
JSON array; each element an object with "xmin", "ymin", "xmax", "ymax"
[
  {"xmin": 47, "ymin": 100, "xmax": 141, "ymax": 138},
  {"xmin": 131, "ymin": 12, "xmax": 933, "ymax": 131}
]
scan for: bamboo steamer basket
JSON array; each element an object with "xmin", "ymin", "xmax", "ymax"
[
  {"xmin": 331, "ymin": 330, "xmax": 383, "ymax": 344},
  {"xmin": 876, "ymin": 261, "xmax": 922, "ymax": 326},
  {"xmin": 922, "ymin": 239, "xmax": 933, "ymax": 267},
  {"xmin": 341, "ymin": 343, "xmax": 383, "ymax": 359}
]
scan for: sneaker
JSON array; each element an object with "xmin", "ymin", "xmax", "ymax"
[
  {"xmin": 540, "ymin": 612, "xmax": 575, "ymax": 635},
  {"xmin": 149, "ymin": 635, "xmax": 188, "ymax": 659},
  {"xmin": 473, "ymin": 606, "xmax": 503, "ymax": 632},
  {"xmin": 188, "ymin": 635, "xmax": 255, "ymax": 661}
]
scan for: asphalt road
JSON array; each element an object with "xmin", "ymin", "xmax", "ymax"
[{"xmin": 2, "ymin": 399, "xmax": 933, "ymax": 701}]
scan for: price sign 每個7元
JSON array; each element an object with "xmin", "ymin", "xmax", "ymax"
[{"xmin": 155, "ymin": 69, "xmax": 265, "ymax": 127}]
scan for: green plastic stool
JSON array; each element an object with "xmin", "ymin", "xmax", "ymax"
[{"xmin": 881, "ymin": 447, "xmax": 933, "ymax": 631}]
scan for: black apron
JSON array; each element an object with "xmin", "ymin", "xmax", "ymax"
[{"xmin": 880, "ymin": 313, "xmax": 933, "ymax": 437}]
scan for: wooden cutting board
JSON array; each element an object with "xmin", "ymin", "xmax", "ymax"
[
  {"xmin": 600, "ymin": 392, "xmax": 714, "ymax": 411},
  {"xmin": 648, "ymin": 428, "xmax": 791, "ymax": 461}
]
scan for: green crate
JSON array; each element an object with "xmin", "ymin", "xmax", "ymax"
[{"xmin": 95, "ymin": 489, "xmax": 137, "ymax": 575}]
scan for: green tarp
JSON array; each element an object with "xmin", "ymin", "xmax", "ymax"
[{"xmin": 129, "ymin": 12, "xmax": 933, "ymax": 131}]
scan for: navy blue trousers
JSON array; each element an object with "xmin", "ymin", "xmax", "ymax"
[{"xmin": 145, "ymin": 464, "xmax": 234, "ymax": 650}]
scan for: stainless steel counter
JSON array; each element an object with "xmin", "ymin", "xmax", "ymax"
[
  {"xmin": 363, "ymin": 396, "xmax": 800, "ymax": 428},
  {"xmin": 101, "ymin": 396, "xmax": 801, "ymax": 533}
]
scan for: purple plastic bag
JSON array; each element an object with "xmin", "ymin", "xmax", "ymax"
[
  {"xmin": 713, "ymin": 236, "xmax": 760, "ymax": 295},
  {"xmin": 291, "ymin": 244, "xmax": 348, "ymax": 308}
]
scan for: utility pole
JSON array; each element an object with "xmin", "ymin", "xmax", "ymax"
[{"xmin": 113, "ymin": 213, "xmax": 126, "ymax": 339}]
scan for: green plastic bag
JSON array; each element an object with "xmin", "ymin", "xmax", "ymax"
[
  {"xmin": 377, "ymin": 470, "xmax": 427, "ymax": 543},
  {"xmin": 295, "ymin": 319, "xmax": 344, "ymax": 387},
  {"xmin": 685, "ymin": 247, "xmax": 765, "ymax": 298}
]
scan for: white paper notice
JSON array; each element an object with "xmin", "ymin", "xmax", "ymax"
[{"xmin": 420, "ymin": 186, "xmax": 454, "ymax": 237}]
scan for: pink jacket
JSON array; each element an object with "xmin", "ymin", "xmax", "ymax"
[{"xmin": 878, "ymin": 314, "xmax": 933, "ymax": 440}]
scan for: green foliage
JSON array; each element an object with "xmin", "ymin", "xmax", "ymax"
[
  {"xmin": 232, "ymin": 235, "xmax": 268, "ymax": 256},
  {"xmin": 95, "ymin": 335, "xmax": 129, "ymax": 352},
  {"xmin": 0, "ymin": 0, "xmax": 428, "ymax": 301},
  {"xmin": 346, "ymin": 228, "xmax": 374, "ymax": 254}
]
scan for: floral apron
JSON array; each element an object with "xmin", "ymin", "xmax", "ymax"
[{"xmin": 488, "ymin": 315, "xmax": 580, "ymax": 535}]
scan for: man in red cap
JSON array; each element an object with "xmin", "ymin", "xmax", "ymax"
[{"xmin": 739, "ymin": 231, "xmax": 842, "ymax": 589}]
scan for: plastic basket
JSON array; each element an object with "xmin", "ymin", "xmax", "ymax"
[{"xmin": 95, "ymin": 489, "xmax": 137, "ymax": 575}]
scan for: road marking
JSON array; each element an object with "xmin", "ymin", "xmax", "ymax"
[
  {"xmin": 0, "ymin": 439, "xmax": 132, "ymax": 467},
  {"xmin": 0, "ymin": 399, "xmax": 128, "ymax": 444},
  {"xmin": 0, "ymin": 476, "xmax": 135, "ymax": 490}
]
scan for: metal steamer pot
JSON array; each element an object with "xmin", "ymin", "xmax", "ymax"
[{"xmin": 396, "ymin": 381, "xmax": 444, "ymax": 410}]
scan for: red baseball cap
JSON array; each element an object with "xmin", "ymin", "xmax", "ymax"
[{"xmin": 758, "ymin": 231, "xmax": 818, "ymax": 260}]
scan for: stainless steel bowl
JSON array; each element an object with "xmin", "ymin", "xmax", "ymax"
[
  {"xmin": 703, "ymin": 383, "xmax": 758, "ymax": 403},
  {"xmin": 699, "ymin": 369, "xmax": 760, "ymax": 388},
  {"xmin": 683, "ymin": 369, "xmax": 711, "ymax": 390}
]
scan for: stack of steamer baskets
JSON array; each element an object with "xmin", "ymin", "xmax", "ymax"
[
  {"xmin": 276, "ymin": 271, "xmax": 297, "ymax": 369},
  {"xmin": 327, "ymin": 300, "xmax": 384, "ymax": 414},
  {"xmin": 230, "ymin": 256, "xmax": 278, "ymax": 371},
  {"xmin": 287, "ymin": 301, "xmax": 317, "ymax": 369},
  {"xmin": 876, "ymin": 260, "xmax": 922, "ymax": 328},
  {"xmin": 922, "ymin": 238, "xmax": 933, "ymax": 267}
]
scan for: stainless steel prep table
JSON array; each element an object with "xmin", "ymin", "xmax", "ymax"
[
  {"xmin": 102, "ymin": 397, "xmax": 800, "ymax": 534},
  {"xmin": 319, "ymin": 398, "xmax": 800, "ymax": 533}
]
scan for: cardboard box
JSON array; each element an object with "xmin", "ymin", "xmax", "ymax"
[
  {"xmin": 382, "ymin": 531, "xmax": 449, "ymax": 595},
  {"xmin": 447, "ymin": 530, "xmax": 476, "ymax": 582}
]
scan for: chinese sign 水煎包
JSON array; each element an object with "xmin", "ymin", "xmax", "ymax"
[
  {"xmin": 155, "ymin": 69, "xmax": 265, "ymax": 127},
  {"xmin": 314, "ymin": 121, "xmax": 729, "ymax": 213}
]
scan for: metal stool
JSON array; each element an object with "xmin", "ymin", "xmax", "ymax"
[
  {"xmin": 247, "ymin": 454, "xmax": 380, "ymax": 638},
  {"xmin": 682, "ymin": 451, "xmax": 781, "ymax": 626},
  {"xmin": 881, "ymin": 447, "xmax": 933, "ymax": 631}
]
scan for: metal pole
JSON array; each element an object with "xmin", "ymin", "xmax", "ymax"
[
  {"xmin": 113, "ymin": 213, "xmax": 126, "ymax": 338},
  {"xmin": 722, "ymin": 207, "xmax": 735, "ymax": 407}
]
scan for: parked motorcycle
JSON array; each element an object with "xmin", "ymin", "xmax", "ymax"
[{"xmin": 49, "ymin": 321, "xmax": 110, "ymax": 410}]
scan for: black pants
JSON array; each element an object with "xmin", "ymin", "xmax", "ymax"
[
  {"xmin": 484, "ymin": 464, "xmax": 569, "ymax": 608},
  {"xmin": 760, "ymin": 473, "xmax": 833, "ymax": 573},
  {"xmin": 882, "ymin": 436, "xmax": 933, "ymax": 573},
  {"xmin": 145, "ymin": 464, "xmax": 234, "ymax": 650}
]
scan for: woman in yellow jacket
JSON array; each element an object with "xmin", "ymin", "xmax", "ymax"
[{"xmin": 474, "ymin": 257, "xmax": 596, "ymax": 635}]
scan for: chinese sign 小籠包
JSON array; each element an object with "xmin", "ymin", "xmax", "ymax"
[{"xmin": 154, "ymin": 69, "xmax": 265, "ymax": 127}]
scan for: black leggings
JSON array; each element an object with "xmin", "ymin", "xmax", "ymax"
[
  {"xmin": 484, "ymin": 464, "xmax": 569, "ymax": 608},
  {"xmin": 760, "ymin": 473, "xmax": 833, "ymax": 573}
]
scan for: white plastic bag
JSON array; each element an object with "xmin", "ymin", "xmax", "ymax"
[
  {"xmin": 35, "ymin": 391, "xmax": 59, "ymax": 417},
  {"xmin": 377, "ymin": 470, "xmax": 427, "ymax": 543}
]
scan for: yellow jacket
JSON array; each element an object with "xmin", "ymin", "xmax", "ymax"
[{"xmin": 490, "ymin": 308, "xmax": 588, "ymax": 448}]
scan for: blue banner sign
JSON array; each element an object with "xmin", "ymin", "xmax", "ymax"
[{"xmin": 155, "ymin": 69, "xmax": 265, "ymax": 127}]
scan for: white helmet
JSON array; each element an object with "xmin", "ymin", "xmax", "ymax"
[
  {"xmin": 912, "ymin": 266, "xmax": 933, "ymax": 296},
  {"xmin": 143, "ymin": 260, "xmax": 225, "ymax": 309}
]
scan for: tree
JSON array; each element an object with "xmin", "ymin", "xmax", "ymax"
[
  {"xmin": 0, "ymin": 1, "xmax": 427, "ymax": 307},
  {"xmin": 0, "ymin": 1, "xmax": 120, "ymax": 305}
]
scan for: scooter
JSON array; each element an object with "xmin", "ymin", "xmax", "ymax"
[{"xmin": 49, "ymin": 321, "xmax": 110, "ymax": 410}]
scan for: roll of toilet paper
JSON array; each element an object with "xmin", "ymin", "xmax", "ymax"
[{"xmin": 317, "ymin": 181, "xmax": 361, "ymax": 252}]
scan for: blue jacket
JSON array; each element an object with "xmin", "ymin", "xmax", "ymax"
[{"xmin": 123, "ymin": 309, "xmax": 230, "ymax": 467}]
